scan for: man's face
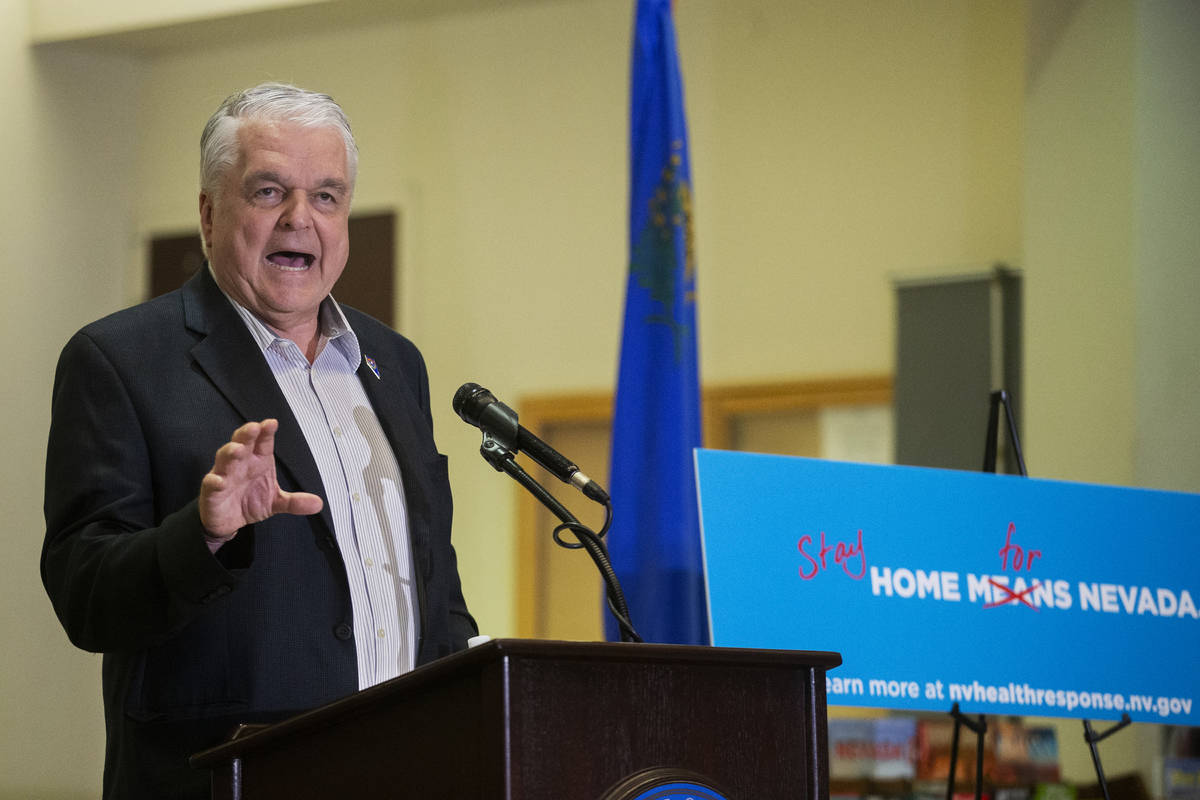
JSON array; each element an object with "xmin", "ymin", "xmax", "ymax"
[{"xmin": 200, "ymin": 119, "xmax": 352, "ymax": 335}]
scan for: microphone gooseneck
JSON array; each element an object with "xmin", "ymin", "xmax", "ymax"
[
  {"xmin": 452, "ymin": 381, "xmax": 638, "ymax": 642},
  {"xmin": 453, "ymin": 382, "xmax": 609, "ymax": 503}
]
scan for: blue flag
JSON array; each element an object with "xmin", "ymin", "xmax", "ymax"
[{"xmin": 606, "ymin": 0, "xmax": 707, "ymax": 645}]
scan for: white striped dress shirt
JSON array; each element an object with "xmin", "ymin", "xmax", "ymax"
[{"xmin": 228, "ymin": 295, "xmax": 419, "ymax": 689}]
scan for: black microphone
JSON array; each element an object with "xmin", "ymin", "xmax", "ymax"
[{"xmin": 453, "ymin": 382, "xmax": 609, "ymax": 503}]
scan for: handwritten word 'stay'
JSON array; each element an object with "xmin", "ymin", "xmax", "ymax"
[{"xmin": 798, "ymin": 530, "xmax": 866, "ymax": 580}]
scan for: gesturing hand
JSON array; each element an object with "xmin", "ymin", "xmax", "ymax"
[{"xmin": 199, "ymin": 419, "xmax": 324, "ymax": 540}]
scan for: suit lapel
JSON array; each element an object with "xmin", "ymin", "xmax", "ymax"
[{"xmin": 181, "ymin": 269, "xmax": 334, "ymax": 537}]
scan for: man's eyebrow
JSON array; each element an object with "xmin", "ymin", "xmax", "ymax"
[
  {"xmin": 245, "ymin": 170, "xmax": 285, "ymax": 187},
  {"xmin": 244, "ymin": 171, "xmax": 349, "ymax": 195},
  {"xmin": 315, "ymin": 177, "xmax": 351, "ymax": 195}
]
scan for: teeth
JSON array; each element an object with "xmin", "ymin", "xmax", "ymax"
[{"xmin": 267, "ymin": 253, "xmax": 312, "ymax": 270}]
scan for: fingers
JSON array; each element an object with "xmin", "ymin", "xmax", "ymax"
[
  {"xmin": 199, "ymin": 470, "xmax": 238, "ymax": 538},
  {"xmin": 202, "ymin": 419, "xmax": 278, "ymax": 536},
  {"xmin": 251, "ymin": 418, "xmax": 278, "ymax": 457},
  {"xmin": 210, "ymin": 440, "xmax": 244, "ymax": 477},
  {"xmin": 201, "ymin": 420, "xmax": 321, "ymax": 539},
  {"xmin": 212, "ymin": 419, "xmax": 279, "ymax": 477},
  {"xmin": 229, "ymin": 419, "xmax": 278, "ymax": 454},
  {"xmin": 200, "ymin": 470, "xmax": 225, "ymax": 496},
  {"xmin": 276, "ymin": 490, "xmax": 324, "ymax": 518}
]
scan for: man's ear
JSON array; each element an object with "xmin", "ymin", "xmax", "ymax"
[{"xmin": 199, "ymin": 192, "xmax": 214, "ymax": 252}]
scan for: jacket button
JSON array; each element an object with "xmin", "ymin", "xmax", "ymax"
[{"xmin": 334, "ymin": 623, "xmax": 353, "ymax": 641}]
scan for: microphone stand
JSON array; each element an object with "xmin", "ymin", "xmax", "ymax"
[{"xmin": 476, "ymin": 431, "xmax": 642, "ymax": 643}]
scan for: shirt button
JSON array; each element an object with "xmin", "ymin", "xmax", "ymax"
[
  {"xmin": 365, "ymin": 557, "xmax": 375, "ymax": 568},
  {"xmin": 377, "ymin": 628, "xmax": 386, "ymax": 638},
  {"xmin": 352, "ymin": 492, "xmax": 361, "ymax": 503},
  {"xmin": 333, "ymin": 426, "xmax": 343, "ymax": 437},
  {"xmin": 333, "ymin": 623, "xmax": 353, "ymax": 641}
]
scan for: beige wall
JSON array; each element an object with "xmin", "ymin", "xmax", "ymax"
[
  {"xmin": 3, "ymin": 0, "xmax": 1197, "ymax": 796},
  {"xmin": 1025, "ymin": 0, "xmax": 1138, "ymax": 487},
  {"xmin": 29, "ymin": 0, "xmax": 320, "ymax": 42},
  {"xmin": 1133, "ymin": 1, "xmax": 1200, "ymax": 494},
  {"xmin": 702, "ymin": 0, "xmax": 1025, "ymax": 379},
  {"xmin": 2, "ymin": 0, "xmax": 141, "ymax": 794}
]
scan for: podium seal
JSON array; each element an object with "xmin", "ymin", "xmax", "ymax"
[{"xmin": 600, "ymin": 767, "xmax": 731, "ymax": 800}]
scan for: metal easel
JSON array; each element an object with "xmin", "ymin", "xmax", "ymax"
[{"xmin": 960, "ymin": 390, "xmax": 1131, "ymax": 800}]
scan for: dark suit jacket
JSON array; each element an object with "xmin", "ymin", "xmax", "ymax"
[{"xmin": 42, "ymin": 268, "xmax": 476, "ymax": 799}]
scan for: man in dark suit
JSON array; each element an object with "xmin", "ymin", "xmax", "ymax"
[{"xmin": 42, "ymin": 83, "xmax": 476, "ymax": 799}]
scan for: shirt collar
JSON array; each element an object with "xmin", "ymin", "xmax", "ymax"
[{"xmin": 220, "ymin": 285, "xmax": 362, "ymax": 370}]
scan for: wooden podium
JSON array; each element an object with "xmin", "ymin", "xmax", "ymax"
[{"xmin": 191, "ymin": 639, "xmax": 841, "ymax": 799}]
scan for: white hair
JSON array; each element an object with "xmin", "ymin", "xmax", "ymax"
[{"xmin": 199, "ymin": 82, "xmax": 359, "ymax": 202}]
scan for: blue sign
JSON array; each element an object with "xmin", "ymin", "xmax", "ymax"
[{"xmin": 696, "ymin": 450, "xmax": 1200, "ymax": 724}]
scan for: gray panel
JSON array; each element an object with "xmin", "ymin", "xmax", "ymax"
[{"xmin": 895, "ymin": 269, "xmax": 1022, "ymax": 473}]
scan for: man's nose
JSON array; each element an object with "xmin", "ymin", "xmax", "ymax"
[{"xmin": 278, "ymin": 193, "xmax": 312, "ymax": 231}]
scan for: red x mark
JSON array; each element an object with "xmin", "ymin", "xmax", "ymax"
[{"xmin": 982, "ymin": 578, "xmax": 1041, "ymax": 611}]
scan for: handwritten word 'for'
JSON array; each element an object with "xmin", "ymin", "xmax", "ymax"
[
  {"xmin": 798, "ymin": 530, "xmax": 866, "ymax": 580},
  {"xmin": 986, "ymin": 522, "xmax": 1045, "ymax": 610},
  {"xmin": 998, "ymin": 522, "xmax": 1042, "ymax": 571}
]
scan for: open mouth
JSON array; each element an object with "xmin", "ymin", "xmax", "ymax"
[{"xmin": 266, "ymin": 251, "xmax": 315, "ymax": 270}]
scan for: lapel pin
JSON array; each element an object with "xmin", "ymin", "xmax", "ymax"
[{"xmin": 364, "ymin": 354, "xmax": 381, "ymax": 379}]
